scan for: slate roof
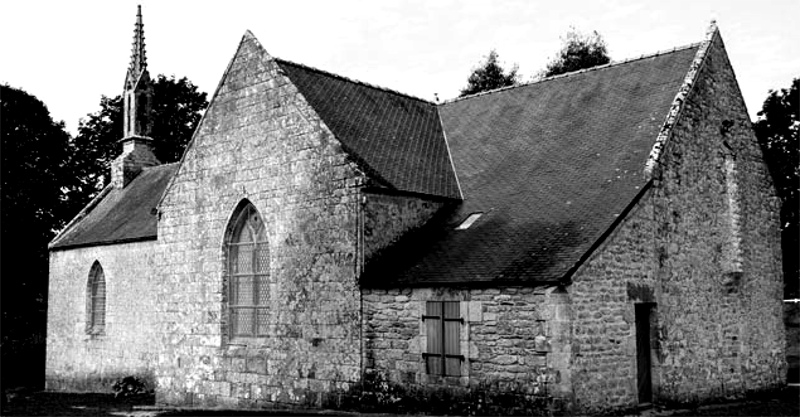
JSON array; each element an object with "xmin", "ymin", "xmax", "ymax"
[
  {"xmin": 50, "ymin": 164, "xmax": 177, "ymax": 250},
  {"xmin": 363, "ymin": 45, "xmax": 700, "ymax": 285},
  {"xmin": 276, "ymin": 59, "xmax": 461, "ymax": 199},
  {"xmin": 53, "ymin": 36, "xmax": 700, "ymax": 288}
]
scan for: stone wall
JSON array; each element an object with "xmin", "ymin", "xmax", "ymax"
[
  {"xmin": 569, "ymin": 31, "xmax": 785, "ymax": 414},
  {"xmin": 569, "ymin": 189, "xmax": 658, "ymax": 413},
  {"xmin": 653, "ymin": 31, "xmax": 784, "ymax": 402},
  {"xmin": 362, "ymin": 191, "xmax": 444, "ymax": 262},
  {"xmin": 154, "ymin": 32, "xmax": 365, "ymax": 408},
  {"xmin": 46, "ymin": 241, "xmax": 159, "ymax": 391},
  {"xmin": 361, "ymin": 285, "xmax": 572, "ymax": 412}
]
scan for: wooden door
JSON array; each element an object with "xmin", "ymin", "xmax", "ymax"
[{"xmin": 635, "ymin": 304, "xmax": 653, "ymax": 404}]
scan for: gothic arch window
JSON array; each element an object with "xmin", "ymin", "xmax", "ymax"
[
  {"xmin": 86, "ymin": 261, "xmax": 106, "ymax": 335},
  {"xmin": 224, "ymin": 201, "xmax": 270, "ymax": 340}
]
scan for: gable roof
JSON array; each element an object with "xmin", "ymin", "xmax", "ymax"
[
  {"xmin": 276, "ymin": 59, "xmax": 461, "ymax": 199},
  {"xmin": 50, "ymin": 164, "xmax": 177, "ymax": 250},
  {"xmin": 363, "ymin": 44, "xmax": 701, "ymax": 286}
]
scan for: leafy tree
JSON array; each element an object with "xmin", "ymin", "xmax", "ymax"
[
  {"xmin": 69, "ymin": 74, "xmax": 208, "ymax": 208},
  {"xmin": 459, "ymin": 50, "xmax": 519, "ymax": 97},
  {"xmin": 754, "ymin": 78, "xmax": 799, "ymax": 298},
  {"xmin": 542, "ymin": 28, "xmax": 611, "ymax": 77},
  {"xmin": 1, "ymin": 84, "xmax": 73, "ymax": 388}
]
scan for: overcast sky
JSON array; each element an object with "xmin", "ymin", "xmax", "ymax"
[{"xmin": 2, "ymin": 0, "xmax": 798, "ymax": 135}]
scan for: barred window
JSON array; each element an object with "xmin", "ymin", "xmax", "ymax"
[
  {"xmin": 225, "ymin": 201, "xmax": 270, "ymax": 340},
  {"xmin": 86, "ymin": 261, "xmax": 106, "ymax": 335},
  {"xmin": 423, "ymin": 301, "xmax": 463, "ymax": 376}
]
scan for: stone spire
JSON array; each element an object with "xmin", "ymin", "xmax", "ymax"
[
  {"xmin": 122, "ymin": 4, "xmax": 152, "ymax": 138},
  {"xmin": 127, "ymin": 5, "xmax": 147, "ymax": 85},
  {"xmin": 113, "ymin": 5, "xmax": 159, "ymax": 188}
]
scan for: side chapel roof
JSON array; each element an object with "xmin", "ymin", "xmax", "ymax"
[
  {"xmin": 50, "ymin": 164, "xmax": 177, "ymax": 250},
  {"xmin": 363, "ymin": 44, "xmax": 703, "ymax": 285}
]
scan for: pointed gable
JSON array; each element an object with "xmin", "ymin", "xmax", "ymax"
[
  {"xmin": 364, "ymin": 45, "xmax": 701, "ymax": 285},
  {"xmin": 276, "ymin": 60, "xmax": 461, "ymax": 199}
]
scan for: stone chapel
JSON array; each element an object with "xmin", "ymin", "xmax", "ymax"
[{"xmin": 45, "ymin": 7, "xmax": 787, "ymax": 414}]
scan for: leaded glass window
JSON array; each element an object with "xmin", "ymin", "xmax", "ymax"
[
  {"xmin": 225, "ymin": 202, "xmax": 270, "ymax": 339},
  {"xmin": 86, "ymin": 261, "xmax": 106, "ymax": 335}
]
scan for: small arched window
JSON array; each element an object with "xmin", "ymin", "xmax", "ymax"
[
  {"xmin": 225, "ymin": 201, "xmax": 270, "ymax": 339},
  {"xmin": 86, "ymin": 261, "xmax": 106, "ymax": 335}
]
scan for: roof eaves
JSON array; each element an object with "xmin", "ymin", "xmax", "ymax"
[
  {"xmin": 363, "ymin": 277, "xmax": 563, "ymax": 289},
  {"xmin": 440, "ymin": 42, "xmax": 703, "ymax": 106},
  {"xmin": 50, "ymin": 235, "xmax": 157, "ymax": 252},
  {"xmin": 644, "ymin": 21, "xmax": 719, "ymax": 178}
]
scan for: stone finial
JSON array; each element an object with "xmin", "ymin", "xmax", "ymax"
[{"xmin": 706, "ymin": 19, "xmax": 719, "ymax": 41}]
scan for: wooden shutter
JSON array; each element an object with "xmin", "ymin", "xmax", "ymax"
[
  {"xmin": 443, "ymin": 301, "xmax": 461, "ymax": 376},
  {"xmin": 424, "ymin": 301, "xmax": 463, "ymax": 377}
]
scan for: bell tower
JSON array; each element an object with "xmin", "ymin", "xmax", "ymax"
[
  {"xmin": 124, "ymin": 4, "xmax": 152, "ymax": 138},
  {"xmin": 112, "ymin": 5, "xmax": 159, "ymax": 188}
]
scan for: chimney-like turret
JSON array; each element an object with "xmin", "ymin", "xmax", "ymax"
[{"xmin": 112, "ymin": 5, "xmax": 159, "ymax": 188}]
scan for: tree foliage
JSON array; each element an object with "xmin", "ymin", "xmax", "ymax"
[
  {"xmin": 754, "ymin": 78, "xmax": 799, "ymax": 298},
  {"xmin": 69, "ymin": 75, "xmax": 208, "ymax": 208},
  {"xmin": 1, "ymin": 84, "xmax": 73, "ymax": 388},
  {"xmin": 459, "ymin": 50, "xmax": 519, "ymax": 97},
  {"xmin": 543, "ymin": 28, "xmax": 611, "ymax": 77}
]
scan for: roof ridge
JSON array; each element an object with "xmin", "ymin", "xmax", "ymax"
[
  {"xmin": 274, "ymin": 57, "xmax": 436, "ymax": 105},
  {"xmin": 143, "ymin": 161, "xmax": 179, "ymax": 169},
  {"xmin": 441, "ymin": 41, "xmax": 703, "ymax": 105}
]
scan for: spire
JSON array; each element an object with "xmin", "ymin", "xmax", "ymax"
[
  {"xmin": 115, "ymin": 5, "xmax": 158, "ymax": 188},
  {"xmin": 128, "ymin": 5, "xmax": 147, "ymax": 85},
  {"xmin": 122, "ymin": 4, "xmax": 152, "ymax": 138}
]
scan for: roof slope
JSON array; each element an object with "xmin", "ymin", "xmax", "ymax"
[
  {"xmin": 364, "ymin": 45, "xmax": 699, "ymax": 285},
  {"xmin": 276, "ymin": 59, "xmax": 461, "ymax": 199},
  {"xmin": 50, "ymin": 164, "xmax": 178, "ymax": 250}
]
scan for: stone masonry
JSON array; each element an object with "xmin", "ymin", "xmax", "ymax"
[
  {"xmin": 154, "ymin": 32, "xmax": 367, "ymax": 408},
  {"xmin": 569, "ymin": 30, "xmax": 784, "ymax": 414},
  {"xmin": 362, "ymin": 286, "xmax": 571, "ymax": 398},
  {"xmin": 650, "ymin": 30, "xmax": 784, "ymax": 403},
  {"xmin": 46, "ymin": 241, "xmax": 160, "ymax": 391}
]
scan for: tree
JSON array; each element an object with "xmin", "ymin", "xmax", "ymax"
[
  {"xmin": 754, "ymin": 78, "xmax": 799, "ymax": 299},
  {"xmin": 68, "ymin": 74, "xmax": 208, "ymax": 208},
  {"xmin": 1, "ymin": 84, "xmax": 73, "ymax": 388},
  {"xmin": 459, "ymin": 49, "xmax": 519, "ymax": 97},
  {"xmin": 542, "ymin": 28, "xmax": 611, "ymax": 78}
]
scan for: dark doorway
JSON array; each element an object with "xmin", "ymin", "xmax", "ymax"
[{"xmin": 635, "ymin": 303, "xmax": 653, "ymax": 404}]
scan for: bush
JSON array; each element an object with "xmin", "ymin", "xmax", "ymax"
[
  {"xmin": 111, "ymin": 376, "xmax": 147, "ymax": 398},
  {"xmin": 329, "ymin": 370, "xmax": 557, "ymax": 416}
]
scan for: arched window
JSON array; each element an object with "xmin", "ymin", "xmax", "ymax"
[
  {"xmin": 86, "ymin": 261, "xmax": 106, "ymax": 335},
  {"xmin": 225, "ymin": 201, "xmax": 270, "ymax": 339}
]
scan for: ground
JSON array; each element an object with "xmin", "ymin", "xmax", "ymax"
[{"xmin": 1, "ymin": 387, "xmax": 797, "ymax": 416}]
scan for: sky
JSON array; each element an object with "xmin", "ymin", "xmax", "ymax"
[{"xmin": 2, "ymin": 0, "xmax": 798, "ymax": 136}]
